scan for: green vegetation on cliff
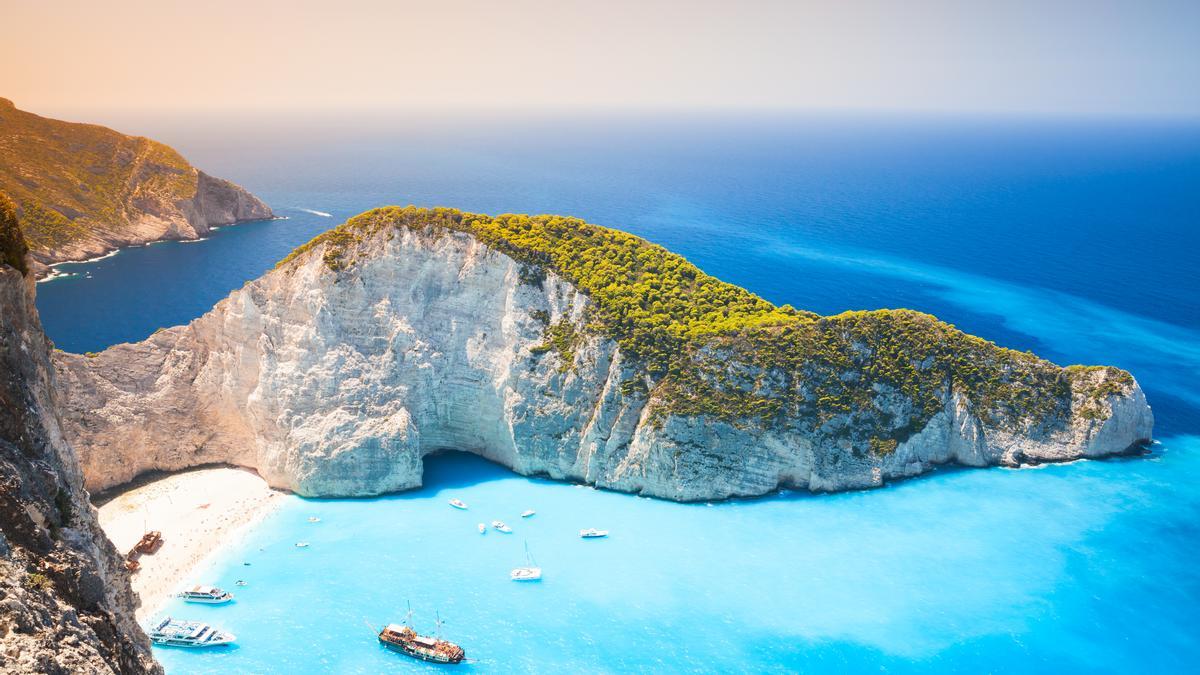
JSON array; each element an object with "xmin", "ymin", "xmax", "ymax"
[
  {"xmin": 0, "ymin": 97, "xmax": 197, "ymax": 252},
  {"xmin": 0, "ymin": 192, "xmax": 27, "ymax": 274},
  {"xmin": 281, "ymin": 206, "xmax": 1136, "ymax": 450}
]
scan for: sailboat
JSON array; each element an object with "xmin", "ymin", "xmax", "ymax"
[
  {"xmin": 378, "ymin": 602, "xmax": 466, "ymax": 664},
  {"xmin": 510, "ymin": 541, "xmax": 542, "ymax": 581}
]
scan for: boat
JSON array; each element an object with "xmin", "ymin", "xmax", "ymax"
[
  {"xmin": 147, "ymin": 617, "xmax": 236, "ymax": 648},
  {"xmin": 177, "ymin": 585, "xmax": 234, "ymax": 604},
  {"xmin": 307, "ymin": 516, "xmax": 321, "ymax": 523},
  {"xmin": 378, "ymin": 606, "xmax": 465, "ymax": 664},
  {"xmin": 295, "ymin": 541, "xmax": 310, "ymax": 548},
  {"xmin": 521, "ymin": 509, "xmax": 536, "ymax": 518},
  {"xmin": 477, "ymin": 523, "xmax": 486, "ymax": 534},
  {"xmin": 234, "ymin": 580, "xmax": 247, "ymax": 587},
  {"xmin": 135, "ymin": 531, "xmax": 164, "ymax": 554},
  {"xmin": 491, "ymin": 520, "xmax": 512, "ymax": 533},
  {"xmin": 448, "ymin": 499, "xmax": 468, "ymax": 510},
  {"xmin": 510, "ymin": 542, "xmax": 542, "ymax": 581},
  {"xmin": 579, "ymin": 528, "xmax": 609, "ymax": 538}
]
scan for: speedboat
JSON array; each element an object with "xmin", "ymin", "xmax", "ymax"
[
  {"xmin": 511, "ymin": 542, "xmax": 542, "ymax": 581},
  {"xmin": 491, "ymin": 520, "xmax": 513, "ymax": 533},
  {"xmin": 307, "ymin": 516, "xmax": 321, "ymax": 523},
  {"xmin": 477, "ymin": 523, "xmax": 486, "ymax": 534},
  {"xmin": 177, "ymin": 585, "xmax": 234, "ymax": 604},
  {"xmin": 521, "ymin": 509, "xmax": 536, "ymax": 518},
  {"xmin": 295, "ymin": 541, "xmax": 310, "ymax": 548},
  {"xmin": 147, "ymin": 617, "xmax": 236, "ymax": 648},
  {"xmin": 579, "ymin": 528, "xmax": 609, "ymax": 538},
  {"xmin": 448, "ymin": 499, "xmax": 468, "ymax": 510}
]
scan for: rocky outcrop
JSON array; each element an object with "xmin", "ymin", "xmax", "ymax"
[
  {"xmin": 0, "ymin": 97, "xmax": 272, "ymax": 278},
  {"xmin": 0, "ymin": 200, "xmax": 160, "ymax": 673},
  {"xmin": 53, "ymin": 208, "xmax": 1153, "ymax": 499}
]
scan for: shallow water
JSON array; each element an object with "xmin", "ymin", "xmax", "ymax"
[{"xmin": 35, "ymin": 113, "xmax": 1200, "ymax": 671}]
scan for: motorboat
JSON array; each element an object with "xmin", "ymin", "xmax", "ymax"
[
  {"xmin": 448, "ymin": 499, "xmax": 468, "ymax": 510},
  {"xmin": 147, "ymin": 617, "xmax": 236, "ymax": 648},
  {"xmin": 177, "ymin": 585, "xmax": 234, "ymax": 604},
  {"xmin": 295, "ymin": 541, "xmax": 310, "ymax": 548},
  {"xmin": 579, "ymin": 528, "xmax": 609, "ymax": 538},
  {"xmin": 510, "ymin": 542, "xmax": 542, "ymax": 582},
  {"xmin": 521, "ymin": 509, "xmax": 536, "ymax": 518},
  {"xmin": 307, "ymin": 516, "xmax": 321, "ymax": 523},
  {"xmin": 491, "ymin": 520, "xmax": 513, "ymax": 533},
  {"xmin": 477, "ymin": 523, "xmax": 486, "ymax": 534}
]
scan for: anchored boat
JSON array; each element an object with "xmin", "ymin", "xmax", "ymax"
[
  {"xmin": 492, "ymin": 520, "xmax": 513, "ymax": 533},
  {"xmin": 378, "ymin": 606, "xmax": 465, "ymax": 664},
  {"xmin": 147, "ymin": 617, "xmax": 236, "ymax": 648},
  {"xmin": 580, "ymin": 528, "xmax": 609, "ymax": 538},
  {"xmin": 521, "ymin": 509, "xmax": 536, "ymax": 518},
  {"xmin": 510, "ymin": 542, "xmax": 542, "ymax": 581},
  {"xmin": 448, "ymin": 499, "xmax": 468, "ymax": 510},
  {"xmin": 177, "ymin": 585, "xmax": 234, "ymax": 604}
]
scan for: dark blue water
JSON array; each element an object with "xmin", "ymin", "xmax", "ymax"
[{"xmin": 36, "ymin": 113, "xmax": 1200, "ymax": 672}]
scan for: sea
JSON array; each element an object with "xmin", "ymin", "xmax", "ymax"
[{"xmin": 34, "ymin": 111, "xmax": 1200, "ymax": 673}]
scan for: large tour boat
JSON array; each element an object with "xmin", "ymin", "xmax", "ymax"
[
  {"xmin": 147, "ymin": 617, "xmax": 236, "ymax": 648},
  {"xmin": 378, "ymin": 609, "xmax": 465, "ymax": 664},
  {"xmin": 177, "ymin": 585, "xmax": 234, "ymax": 604}
]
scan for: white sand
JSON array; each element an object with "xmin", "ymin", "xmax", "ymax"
[{"xmin": 97, "ymin": 467, "xmax": 285, "ymax": 620}]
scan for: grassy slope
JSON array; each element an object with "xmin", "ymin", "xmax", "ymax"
[
  {"xmin": 0, "ymin": 97, "xmax": 197, "ymax": 251},
  {"xmin": 280, "ymin": 206, "xmax": 1133, "ymax": 451}
]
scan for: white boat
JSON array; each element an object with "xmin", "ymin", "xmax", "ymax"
[
  {"xmin": 448, "ymin": 499, "xmax": 468, "ymax": 510},
  {"xmin": 147, "ymin": 617, "xmax": 236, "ymax": 648},
  {"xmin": 477, "ymin": 523, "xmax": 486, "ymax": 534},
  {"xmin": 511, "ymin": 542, "xmax": 542, "ymax": 581},
  {"xmin": 492, "ymin": 520, "xmax": 513, "ymax": 533},
  {"xmin": 521, "ymin": 509, "xmax": 536, "ymax": 518},
  {"xmin": 176, "ymin": 585, "xmax": 234, "ymax": 604},
  {"xmin": 295, "ymin": 541, "xmax": 310, "ymax": 548},
  {"xmin": 579, "ymin": 528, "xmax": 609, "ymax": 538},
  {"xmin": 307, "ymin": 516, "xmax": 321, "ymax": 523}
]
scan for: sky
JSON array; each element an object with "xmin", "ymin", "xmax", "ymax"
[{"xmin": 2, "ymin": 0, "xmax": 1198, "ymax": 118}]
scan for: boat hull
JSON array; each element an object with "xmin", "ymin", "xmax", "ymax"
[{"xmin": 380, "ymin": 639, "xmax": 463, "ymax": 664}]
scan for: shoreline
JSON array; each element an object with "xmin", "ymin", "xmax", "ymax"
[{"xmin": 96, "ymin": 466, "xmax": 287, "ymax": 621}]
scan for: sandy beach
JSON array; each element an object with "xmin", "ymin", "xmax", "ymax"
[{"xmin": 97, "ymin": 467, "xmax": 285, "ymax": 620}]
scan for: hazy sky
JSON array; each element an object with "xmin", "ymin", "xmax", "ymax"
[{"xmin": 3, "ymin": 0, "xmax": 1198, "ymax": 117}]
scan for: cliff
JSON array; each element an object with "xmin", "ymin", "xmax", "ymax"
[
  {"xmin": 0, "ymin": 195, "xmax": 159, "ymax": 674},
  {"xmin": 54, "ymin": 207, "xmax": 1153, "ymax": 499},
  {"xmin": 0, "ymin": 98, "xmax": 272, "ymax": 277}
]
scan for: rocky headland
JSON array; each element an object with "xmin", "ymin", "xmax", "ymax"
[
  {"xmin": 0, "ymin": 98, "xmax": 272, "ymax": 278},
  {"xmin": 0, "ymin": 195, "xmax": 159, "ymax": 674},
  {"xmin": 53, "ymin": 207, "xmax": 1154, "ymax": 499}
]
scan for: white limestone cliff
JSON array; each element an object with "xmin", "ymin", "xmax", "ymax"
[{"xmin": 52, "ymin": 224, "xmax": 1154, "ymax": 499}]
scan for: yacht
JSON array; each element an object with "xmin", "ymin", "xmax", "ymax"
[
  {"xmin": 510, "ymin": 542, "xmax": 542, "ymax": 581},
  {"xmin": 448, "ymin": 499, "xmax": 468, "ymax": 510},
  {"xmin": 579, "ymin": 528, "xmax": 609, "ymax": 538},
  {"xmin": 378, "ymin": 606, "xmax": 465, "ymax": 664},
  {"xmin": 521, "ymin": 509, "xmax": 536, "ymax": 518},
  {"xmin": 295, "ymin": 541, "xmax": 310, "ymax": 548},
  {"xmin": 492, "ymin": 520, "xmax": 513, "ymax": 533},
  {"xmin": 147, "ymin": 617, "xmax": 236, "ymax": 648},
  {"xmin": 177, "ymin": 585, "xmax": 234, "ymax": 604}
]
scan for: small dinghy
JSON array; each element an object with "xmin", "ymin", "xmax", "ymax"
[
  {"xmin": 477, "ymin": 523, "xmax": 486, "ymax": 534},
  {"xmin": 521, "ymin": 509, "xmax": 536, "ymax": 518},
  {"xmin": 579, "ymin": 528, "xmax": 609, "ymax": 539},
  {"xmin": 295, "ymin": 542, "xmax": 310, "ymax": 548},
  {"xmin": 492, "ymin": 520, "xmax": 513, "ymax": 533},
  {"xmin": 448, "ymin": 499, "xmax": 468, "ymax": 510}
]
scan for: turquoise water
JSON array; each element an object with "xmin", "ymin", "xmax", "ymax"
[{"xmin": 34, "ymin": 113, "xmax": 1200, "ymax": 671}]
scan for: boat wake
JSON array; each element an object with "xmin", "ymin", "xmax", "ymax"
[{"xmin": 293, "ymin": 207, "xmax": 333, "ymax": 217}]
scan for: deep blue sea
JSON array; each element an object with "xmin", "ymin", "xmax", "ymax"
[{"xmin": 36, "ymin": 112, "xmax": 1200, "ymax": 672}]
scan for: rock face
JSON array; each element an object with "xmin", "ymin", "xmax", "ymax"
[
  {"xmin": 0, "ymin": 97, "xmax": 273, "ymax": 277},
  {"xmin": 0, "ymin": 212, "xmax": 160, "ymax": 671},
  {"xmin": 53, "ymin": 208, "xmax": 1154, "ymax": 499}
]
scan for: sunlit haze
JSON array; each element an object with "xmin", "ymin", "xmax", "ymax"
[{"xmin": 3, "ymin": 0, "xmax": 1199, "ymax": 119}]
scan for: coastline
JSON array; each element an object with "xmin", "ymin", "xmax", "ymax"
[{"xmin": 96, "ymin": 466, "xmax": 287, "ymax": 621}]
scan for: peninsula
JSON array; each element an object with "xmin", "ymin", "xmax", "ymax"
[{"xmin": 0, "ymin": 98, "xmax": 272, "ymax": 277}]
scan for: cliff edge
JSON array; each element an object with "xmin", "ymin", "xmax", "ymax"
[
  {"xmin": 0, "ymin": 195, "xmax": 160, "ymax": 674},
  {"xmin": 54, "ymin": 207, "xmax": 1153, "ymax": 499},
  {"xmin": 0, "ymin": 97, "xmax": 272, "ymax": 277}
]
